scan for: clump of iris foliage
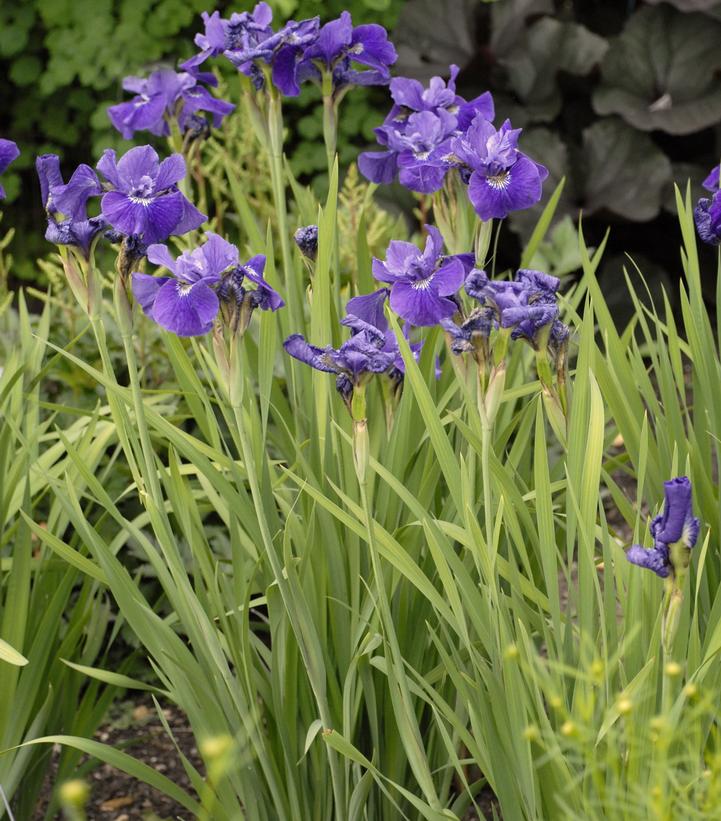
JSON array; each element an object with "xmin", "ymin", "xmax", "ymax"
[{"xmin": 2, "ymin": 5, "xmax": 721, "ymax": 820}]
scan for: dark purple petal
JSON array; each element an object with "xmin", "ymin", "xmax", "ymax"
[
  {"xmin": 284, "ymin": 334, "xmax": 337, "ymax": 372},
  {"xmin": 97, "ymin": 149, "xmax": 121, "ymax": 188},
  {"xmin": 152, "ymin": 278, "xmax": 220, "ymax": 336},
  {"xmin": 358, "ymin": 150, "xmax": 398, "ymax": 184},
  {"xmin": 516, "ymin": 269, "xmax": 560, "ymax": 293},
  {"xmin": 655, "ymin": 477, "xmax": 694, "ymax": 545},
  {"xmin": 389, "ymin": 281, "xmax": 457, "ymax": 326},
  {"xmin": 101, "ymin": 190, "xmax": 184, "ymax": 243},
  {"xmin": 116, "ymin": 145, "xmax": 160, "ymax": 192},
  {"xmin": 304, "ymin": 11, "xmax": 352, "ymax": 66},
  {"xmin": 349, "ymin": 23, "xmax": 397, "ymax": 72},
  {"xmin": 694, "ymin": 194, "xmax": 721, "ymax": 245},
  {"xmin": 172, "ymin": 194, "xmax": 207, "ymax": 238},
  {"xmin": 107, "ymin": 94, "xmax": 168, "ymax": 139},
  {"xmin": 202, "ymin": 232, "xmax": 239, "ymax": 275},
  {"xmin": 146, "ymin": 243, "xmax": 178, "ymax": 273},
  {"xmin": 345, "ymin": 288, "xmax": 390, "ymax": 332},
  {"xmin": 467, "ymin": 155, "xmax": 544, "ymax": 220},
  {"xmin": 626, "ymin": 544, "xmax": 670, "ymax": 578},
  {"xmin": 398, "ymin": 161, "xmax": 448, "ymax": 194},
  {"xmin": 49, "ymin": 164, "xmax": 102, "ymax": 221},
  {"xmin": 131, "ymin": 272, "xmax": 171, "ymax": 316},
  {"xmin": 36, "ymin": 154, "xmax": 63, "ymax": 211},
  {"xmin": 390, "ymin": 76, "xmax": 425, "ymax": 110},
  {"xmin": 465, "ymin": 268, "xmax": 489, "ymax": 300},
  {"xmin": 703, "ymin": 165, "xmax": 720, "ymax": 192},
  {"xmin": 271, "ymin": 44, "xmax": 303, "ymax": 96},
  {"xmin": 154, "ymin": 154, "xmax": 187, "ymax": 191},
  {"xmin": 0, "ymin": 139, "xmax": 20, "ymax": 176},
  {"xmin": 432, "ymin": 257, "xmax": 465, "ymax": 297}
]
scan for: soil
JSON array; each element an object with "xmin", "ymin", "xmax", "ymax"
[{"xmin": 33, "ymin": 698, "xmax": 202, "ymax": 820}]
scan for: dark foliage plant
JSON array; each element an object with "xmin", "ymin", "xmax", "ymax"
[{"xmin": 388, "ymin": 0, "xmax": 721, "ymax": 317}]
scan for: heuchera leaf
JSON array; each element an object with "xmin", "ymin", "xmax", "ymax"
[
  {"xmin": 593, "ymin": 5, "xmax": 721, "ymax": 135},
  {"xmin": 501, "ymin": 17, "xmax": 608, "ymax": 122},
  {"xmin": 645, "ymin": 0, "xmax": 720, "ymax": 11},
  {"xmin": 582, "ymin": 118, "xmax": 671, "ymax": 220},
  {"xmin": 391, "ymin": 0, "xmax": 475, "ymax": 79}
]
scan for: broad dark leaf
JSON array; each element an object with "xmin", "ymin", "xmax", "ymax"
[
  {"xmin": 502, "ymin": 17, "xmax": 608, "ymax": 122},
  {"xmin": 392, "ymin": 0, "xmax": 476, "ymax": 80},
  {"xmin": 583, "ymin": 118, "xmax": 671, "ymax": 220},
  {"xmin": 593, "ymin": 5, "xmax": 721, "ymax": 134},
  {"xmin": 490, "ymin": 0, "xmax": 553, "ymax": 54}
]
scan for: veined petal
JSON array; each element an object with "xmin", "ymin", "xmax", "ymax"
[
  {"xmin": 155, "ymin": 154, "xmax": 187, "ymax": 191},
  {"xmin": 146, "ymin": 243, "xmax": 178, "ymax": 273},
  {"xmin": 131, "ymin": 273, "xmax": 171, "ymax": 316},
  {"xmin": 152, "ymin": 278, "xmax": 219, "ymax": 336},
  {"xmin": 389, "ymin": 281, "xmax": 457, "ymax": 326}
]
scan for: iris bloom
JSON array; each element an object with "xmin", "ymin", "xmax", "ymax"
[
  {"xmin": 450, "ymin": 116, "xmax": 547, "ymax": 220},
  {"xmin": 0, "ymin": 138, "xmax": 20, "ymax": 199},
  {"xmin": 36, "ymin": 154, "xmax": 106, "ymax": 258},
  {"xmin": 359, "ymin": 65, "xmax": 493, "ymax": 192},
  {"xmin": 626, "ymin": 477, "xmax": 700, "ymax": 579},
  {"xmin": 132, "ymin": 232, "xmax": 282, "ymax": 337},
  {"xmin": 98, "ymin": 146, "xmax": 206, "ymax": 244},
  {"xmin": 108, "ymin": 69, "xmax": 234, "ymax": 139},
  {"xmin": 695, "ymin": 167, "xmax": 721, "ymax": 245},
  {"xmin": 290, "ymin": 10, "xmax": 396, "ymax": 96},
  {"xmin": 372, "ymin": 226, "xmax": 470, "ymax": 326}
]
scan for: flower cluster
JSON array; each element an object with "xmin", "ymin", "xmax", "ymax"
[
  {"xmin": 108, "ymin": 68, "xmax": 235, "ymax": 140},
  {"xmin": 183, "ymin": 4, "xmax": 396, "ymax": 97},
  {"xmin": 133, "ymin": 232, "xmax": 283, "ymax": 337},
  {"xmin": 694, "ymin": 164, "xmax": 721, "ymax": 245},
  {"xmin": 37, "ymin": 145, "xmax": 206, "ymax": 261},
  {"xmin": 371, "ymin": 226, "xmax": 473, "ymax": 326},
  {"xmin": 359, "ymin": 67, "xmax": 547, "ymax": 221},
  {"xmin": 284, "ymin": 288, "xmax": 420, "ymax": 411},
  {"xmin": 626, "ymin": 477, "xmax": 700, "ymax": 579},
  {"xmin": 0, "ymin": 139, "xmax": 19, "ymax": 200}
]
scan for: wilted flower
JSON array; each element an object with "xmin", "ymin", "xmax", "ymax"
[
  {"xmin": 359, "ymin": 66, "xmax": 493, "ymax": 192},
  {"xmin": 626, "ymin": 477, "xmax": 700, "ymax": 579},
  {"xmin": 342, "ymin": 287, "xmax": 423, "ymax": 376},
  {"xmin": 450, "ymin": 116, "xmax": 547, "ymax": 220},
  {"xmin": 0, "ymin": 138, "xmax": 20, "ymax": 199},
  {"xmin": 694, "ymin": 190, "xmax": 721, "ymax": 246},
  {"xmin": 372, "ymin": 226, "xmax": 470, "ymax": 326},
  {"xmin": 294, "ymin": 224, "xmax": 319, "ymax": 261},
  {"xmin": 97, "ymin": 146, "xmax": 206, "ymax": 245},
  {"xmin": 36, "ymin": 154, "xmax": 106, "ymax": 258},
  {"xmin": 132, "ymin": 232, "xmax": 282, "ymax": 337},
  {"xmin": 108, "ymin": 68, "xmax": 234, "ymax": 139},
  {"xmin": 182, "ymin": 4, "xmax": 275, "ymax": 70},
  {"xmin": 464, "ymin": 268, "xmax": 564, "ymax": 348}
]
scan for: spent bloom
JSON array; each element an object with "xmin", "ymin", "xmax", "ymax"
[
  {"xmin": 36, "ymin": 154, "xmax": 106, "ymax": 258},
  {"xmin": 450, "ymin": 116, "xmax": 547, "ymax": 220},
  {"xmin": 695, "ymin": 166, "xmax": 721, "ymax": 245},
  {"xmin": 626, "ymin": 477, "xmax": 700, "ymax": 579},
  {"xmin": 182, "ymin": 4, "xmax": 276, "ymax": 70},
  {"xmin": 372, "ymin": 226, "xmax": 471, "ymax": 326},
  {"xmin": 294, "ymin": 224, "xmax": 319, "ymax": 261},
  {"xmin": 108, "ymin": 68, "xmax": 234, "ymax": 139},
  {"xmin": 132, "ymin": 232, "xmax": 282, "ymax": 337},
  {"xmin": 359, "ymin": 65, "xmax": 494, "ymax": 193},
  {"xmin": 97, "ymin": 146, "xmax": 206, "ymax": 245},
  {"xmin": 0, "ymin": 139, "xmax": 20, "ymax": 199},
  {"xmin": 463, "ymin": 268, "xmax": 566, "ymax": 349}
]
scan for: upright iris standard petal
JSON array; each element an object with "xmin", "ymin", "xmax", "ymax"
[
  {"xmin": 0, "ymin": 138, "xmax": 20, "ymax": 199},
  {"xmin": 702, "ymin": 164, "xmax": 720, "ymax": 192},
  {"xmin": 625, "ymin": 476, "xmax": 700, "ymax": 579},
  {"xmin": 451, "ymin": 116, "xmax": 547, "ymax": 220},
  {"xmin": 373, "ymin": 227, "xmax": 467, "ymax": 326},
  {"xmin": 98, "ymin": 145, "xmax": 206, "ymax": 244}
]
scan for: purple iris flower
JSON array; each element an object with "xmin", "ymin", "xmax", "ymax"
[
  {"xmin": 132, "ymin": 232, "xmax": 282, "ymax": 337},
  {"xmin": 97, "ymin": 146, "xmax": 206, "ymax": 245},
  {"xmin": 450, "ymin": 116, "xmax": 547, "ymax": 220},
  {"xmin": 36, "ymin": 153, "xmax": 106, "ymax": 258},
  {"xmin": 289, "ymin": 11, "xmax": 396, "ymax": 96},
  {"xmin": 0, "ymin": 139, "xmax": 20, "ymax": 199},
  {"xmin": 358, "ymin": 65, "xmax": 494, "ymax": 192},
  {"xmin": 182, "ymin": 4, "xmax": 274, "ymax": 70},
  {"xmin": 694, "ymin": 190, "xmax": 721, "ymax": 246},
  {"xmin": 372, "ymin": 226, "xmax": 467, "ymax": 326},
  {"xmin": 108, "ymin": 68, "xmax": 234, "ymax": 139},
  {"xmin": 702, "ymin": 164, "xmax": 720, "ymax": 192},
  {"xmin": 626, "ymin": 477, "xmax": 700, "ymax": 579},
  {"xmin": 464, "ymin": 268, "xmax": 563, "ymax": 346},
  {"xmin": 342, "ymin": 287, "xmax": 423, "ymax": 375},
  {"xmin": 224, "ymin": 13, "xmax": 320, "ymax": 96}
]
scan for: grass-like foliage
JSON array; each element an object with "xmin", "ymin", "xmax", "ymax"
[{"xmin": 2, "ymin": 8, "xmax": 721, "ymax": 819}]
